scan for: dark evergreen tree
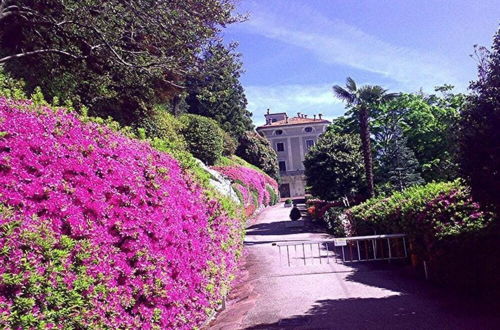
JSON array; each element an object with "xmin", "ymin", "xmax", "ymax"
[
  {"xmin": 185, "ymin": 42, "xmax": 253, "ymax": 139},
  {"xmin": 236, "ymin": 131, "xmax": 279, "ymax": 181},
  {"xmin": 460, "ymin": 29, "xmax": 500, "ymax": 211},
  {"xmin": 376, "ymin": 126, "xmax": 424, "ymax": 193}
]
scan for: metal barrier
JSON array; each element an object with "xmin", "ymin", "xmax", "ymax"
[{"xmin": 272, "ymin": 234, "xmax": 407, "ymax": 267}]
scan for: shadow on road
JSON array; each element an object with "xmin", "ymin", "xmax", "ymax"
[
  {"xmin": 246, "ymin": 261, "xmax": 500, "ymax": 329},
  {"xmin": 246, "ymin": 294, "xmax": 500, "ymax": 330}
]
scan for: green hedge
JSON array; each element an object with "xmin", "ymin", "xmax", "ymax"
[
  {"xmin": 180, "ymin": 114, "xmax": 225, "ymax": 166},
  {"xmin": 346, "ymin": 180, "xmax": 498, "ymax": 294}
]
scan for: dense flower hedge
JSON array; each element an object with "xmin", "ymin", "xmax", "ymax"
[
  {"xmin": 0, "ymin": 98, "xmax": 244, "ymax": 328},
  {"xmin": 346, "ymin": 180, "xmax": 498, "ymax": 292},
  {"xmin": 212, "ymin": 165, "xmax": 279, "ymax": 216}
]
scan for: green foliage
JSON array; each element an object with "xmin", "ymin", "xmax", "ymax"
[
  {"xmin": 185, "ymin": 42, "xmax": 253, "ymax": 139},
  {"xmin": 0, "ymin": 68, "xmax": 27, "ymax": 99},
  {"xmin": 222, "ymin": 131, "xmax": 238, "ymax": 156},
  {"xmin": 347, "ymin": 180, "xmax": 498, "ymax": 293},
  {"xmin": 0, "ymin": 212, "xmax": 108, "ymax": 328},
  {"xmin": 333, "ymin": 78, "xmax": 399, "ymax": 198},
  {"xmin": 322, "ymin": 207, "xmax": 347, "ymax": 237},
  {"xmin": 266, "ymin": 186, "xmax": 279, "ymax": 206},
  {"xmin": 460, "ymin": 29, "xmax": 500, "ymax": 211},
  {"xmin": 375, "ymin": 91, "xmax": 463, "ymax": 183},
  {"xmin": 375, "ymin": 126, "xmax": 424, "ymax": 193},
  {"xmin": 304, "ymin": 131, "xmax": 364, "ymax": 201},
  {"xmin": 0, "ymin": 0, "xmax": 241, "ymax": 126},
  {"xmin": 138, "ymin": 106, "xmax": 187, "ymax": 150},
  {"xmin": 235, "ymin": 131, "xmax": 279, "ymax": 181},
  {"xmin": 179, "ymin": 114, "xmax": 224, "ymax": 166}
]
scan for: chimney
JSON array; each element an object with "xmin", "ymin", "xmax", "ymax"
[
  {"xmin": 285, "ymin": 114, "xmax": 289, "ymax": 123},
  {"xmin": 267, "ymin": 108, "xmax": 270, "ymax": 115},
  {"xmin": 319, "ymin": 114, "xmax": 323, "ymax": 120},
  {"xmin": 297, "ymin": 112, "xmax": 301, "ymax": 118},
  {"xmin": 313, "ymin": 114, "xmax": 316, "ymax": 120},
  {"xmin": 304, "ymin": 114, "xmax": 308, "ymax": 118}
]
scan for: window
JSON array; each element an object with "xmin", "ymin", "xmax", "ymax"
[
  {"xmin": 275, "ymin": 129, "xmax": 283, "ymax": 135},
  {"xmin": 279, "ymin": 161, "xmax": 287, "ymax": 172},
  {"xmin": 306, "ymin": 140, "xmax": 315, "ymax": 150},
  {"xmin": 304, "ymin": 127, "xmax": 313, "ymax": 133},
  {"xmin": 276, "ymin": 142, "xmax": 285, "ymax": 152},
  {"xmin": 272, "ymin": 118, "xmax": 278, "ymax": 123}
]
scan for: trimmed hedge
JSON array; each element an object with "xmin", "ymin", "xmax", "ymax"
[
  {"xmin": 346, "ymin": 180, "xmax": 498, "ymax": 294},
  {"xmin": 180, "ymin": 114, "xmax": 224, "ymax": 165}
]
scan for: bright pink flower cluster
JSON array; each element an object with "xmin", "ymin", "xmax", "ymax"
[
  {"xmin": 0, "ymin": 98, "xmax": 243, "ymax": 328},
  {"xmin": 212, "ymin": 166, "xmax": 278, "ymax": 213}
]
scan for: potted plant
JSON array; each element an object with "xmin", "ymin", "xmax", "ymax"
[{"xmin": 284, "ymin": 199, "xmax": 293, "ymax": 207}]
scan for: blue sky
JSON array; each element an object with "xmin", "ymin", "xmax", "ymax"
[{"xmin": 222, "ymin": 0, "xmax": 500, "ymax": 125}]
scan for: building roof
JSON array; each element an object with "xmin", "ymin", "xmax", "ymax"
[{"xmin": 256, "ymin": 116, "xmax": 330, "ymax": 130}]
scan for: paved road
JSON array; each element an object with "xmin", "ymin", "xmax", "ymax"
[{"xmin": 209, "ymin": 204, "xmax": 499, "ymax": 330}]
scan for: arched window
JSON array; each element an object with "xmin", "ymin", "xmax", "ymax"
[
  {"xmin": 304, "ymin": 127, "xmax": 313, "ymax": 133},
  {"xmin": 275, "ymin": 129, "xmax": 283, "ymax": 135}
]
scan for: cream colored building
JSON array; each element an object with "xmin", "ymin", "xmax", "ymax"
[{"xmin": 256, "ymin": 110, "xmax": 330, "ymax": 198}]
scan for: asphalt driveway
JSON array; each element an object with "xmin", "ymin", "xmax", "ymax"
[{"xmin": 209, "ymin": 204, "xmax": 499, "ymax": 330}]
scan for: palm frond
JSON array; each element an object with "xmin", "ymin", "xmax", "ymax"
[
  {"xmin": 346, "ymin": 77, "xmax": 357, "ymax": 92},
  {"xmin": 332, "ymin": 85, "xmax": 355, "ymax": 103}
]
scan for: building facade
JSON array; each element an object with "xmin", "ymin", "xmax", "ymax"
[{"xmin": 256, "ymin": 110, "xmax": 330, "ymax": 197}]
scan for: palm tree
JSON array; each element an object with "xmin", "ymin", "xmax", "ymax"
[{"xmin": 333, "ymin": 77, "xmax": 398, "ymax": 198}]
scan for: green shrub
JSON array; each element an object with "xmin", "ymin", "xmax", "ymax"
[
  {"xmin": 236, "ymin": 131, "xmax": 279, "ymax": 181},
  {"xmin": 137, "ymin": 106, "xmax": 187, "ymax": 150},
  {"xmin": 323, "ymin": 207, "xmax": 347, "ymax": 237},
  {"xmin": 347, "ymin": 180, "xmax": 498, "ymax": 294},
  {"xmin": 266, "ymin": 186, "xmax": 278, "ymax": 205},
  {"xmin": 222, "ymin": 131, "xmax": 238, "ymax": 156},
  {"xmin": 304, "ymin": 132, "xmax": 364, "ymax": 201},
  {"xmin": 0, "ymin": 69, "xmax": 27, "ymax": 100},
  {"xmin": 180, "ymin": 114, "xmax": 224, "ymax": 165}
]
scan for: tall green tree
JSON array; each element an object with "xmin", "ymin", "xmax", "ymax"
[
  {"xmin": 185, "ymin": 42, "xmax": 253, "ymax": 139},
  {"xmin": 0, "ymin": 0, "xmax": 241, "ymax": 124},
  {"xmin": 374, "ymin": 90, "xmax": 464, "ymax": 182},
  {"xmin": 236, "ymin": 131, "xmax": 279, "ymax": 181},
  {"xmin": 376, "ymin": 126, "xmax": 424, "ymax": 193},
  {"xmin": 460, "ymin": 29, "xmax": 500, "ymax": 211},
  {"xmin": 333, "ymin": 77, "xmax": 398, "ymax": 198},
  {"xmin": 304, "ymin": 131, "xmax": 364, "ymax": 201}
]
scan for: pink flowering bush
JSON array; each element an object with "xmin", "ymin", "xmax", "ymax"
[
  {"xmin": 212, "ymin": 165, "xmax": 279, "ymax": 216},
  {"xmin": 0, "ymin": 98, "xmax": 244, "ymax": 328}
]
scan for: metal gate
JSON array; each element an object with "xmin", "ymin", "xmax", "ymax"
[{"xmin": 272, "ymin": 234, "xmax": 407, "ymax": 267}]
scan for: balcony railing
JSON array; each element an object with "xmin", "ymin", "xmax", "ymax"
[{"xmin": 280, "ymin": 169, "xmax": 305, "ymax": 176}]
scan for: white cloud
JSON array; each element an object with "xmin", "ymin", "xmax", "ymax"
[
  {"xmin": 246, "ymin": 84, "xmax": 346, "ymax": 125},
  {"xmin": 238, "ymin": 1, "xmax": 466, "ymax": 91}
]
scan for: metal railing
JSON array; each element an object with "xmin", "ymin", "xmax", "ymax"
[{"xmin": 272, "ymin": 234, "xmax": 407, "ymax": 267}]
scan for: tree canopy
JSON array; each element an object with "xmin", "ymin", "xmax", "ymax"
[
  {"xmin": 0, "ymin": 0, "xmax": 241, "ymax": 124},
  {"xmin": 333, "ymin": 78, "xmax": 398, "ymax": 198},
  {"xmin": 304, "ymin": 131, "xmax": 364, "ymax": 201},
  {"xmin": 235, "ymin": 131, "xmax": 279, "ymax": 181},
  {"xmin": 184, "ymin": 42, "xmax": 253, "ymax": 139},
  {"xmin": 460, "ymin": 29, "xmax": 500, "ymax": 211}
]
